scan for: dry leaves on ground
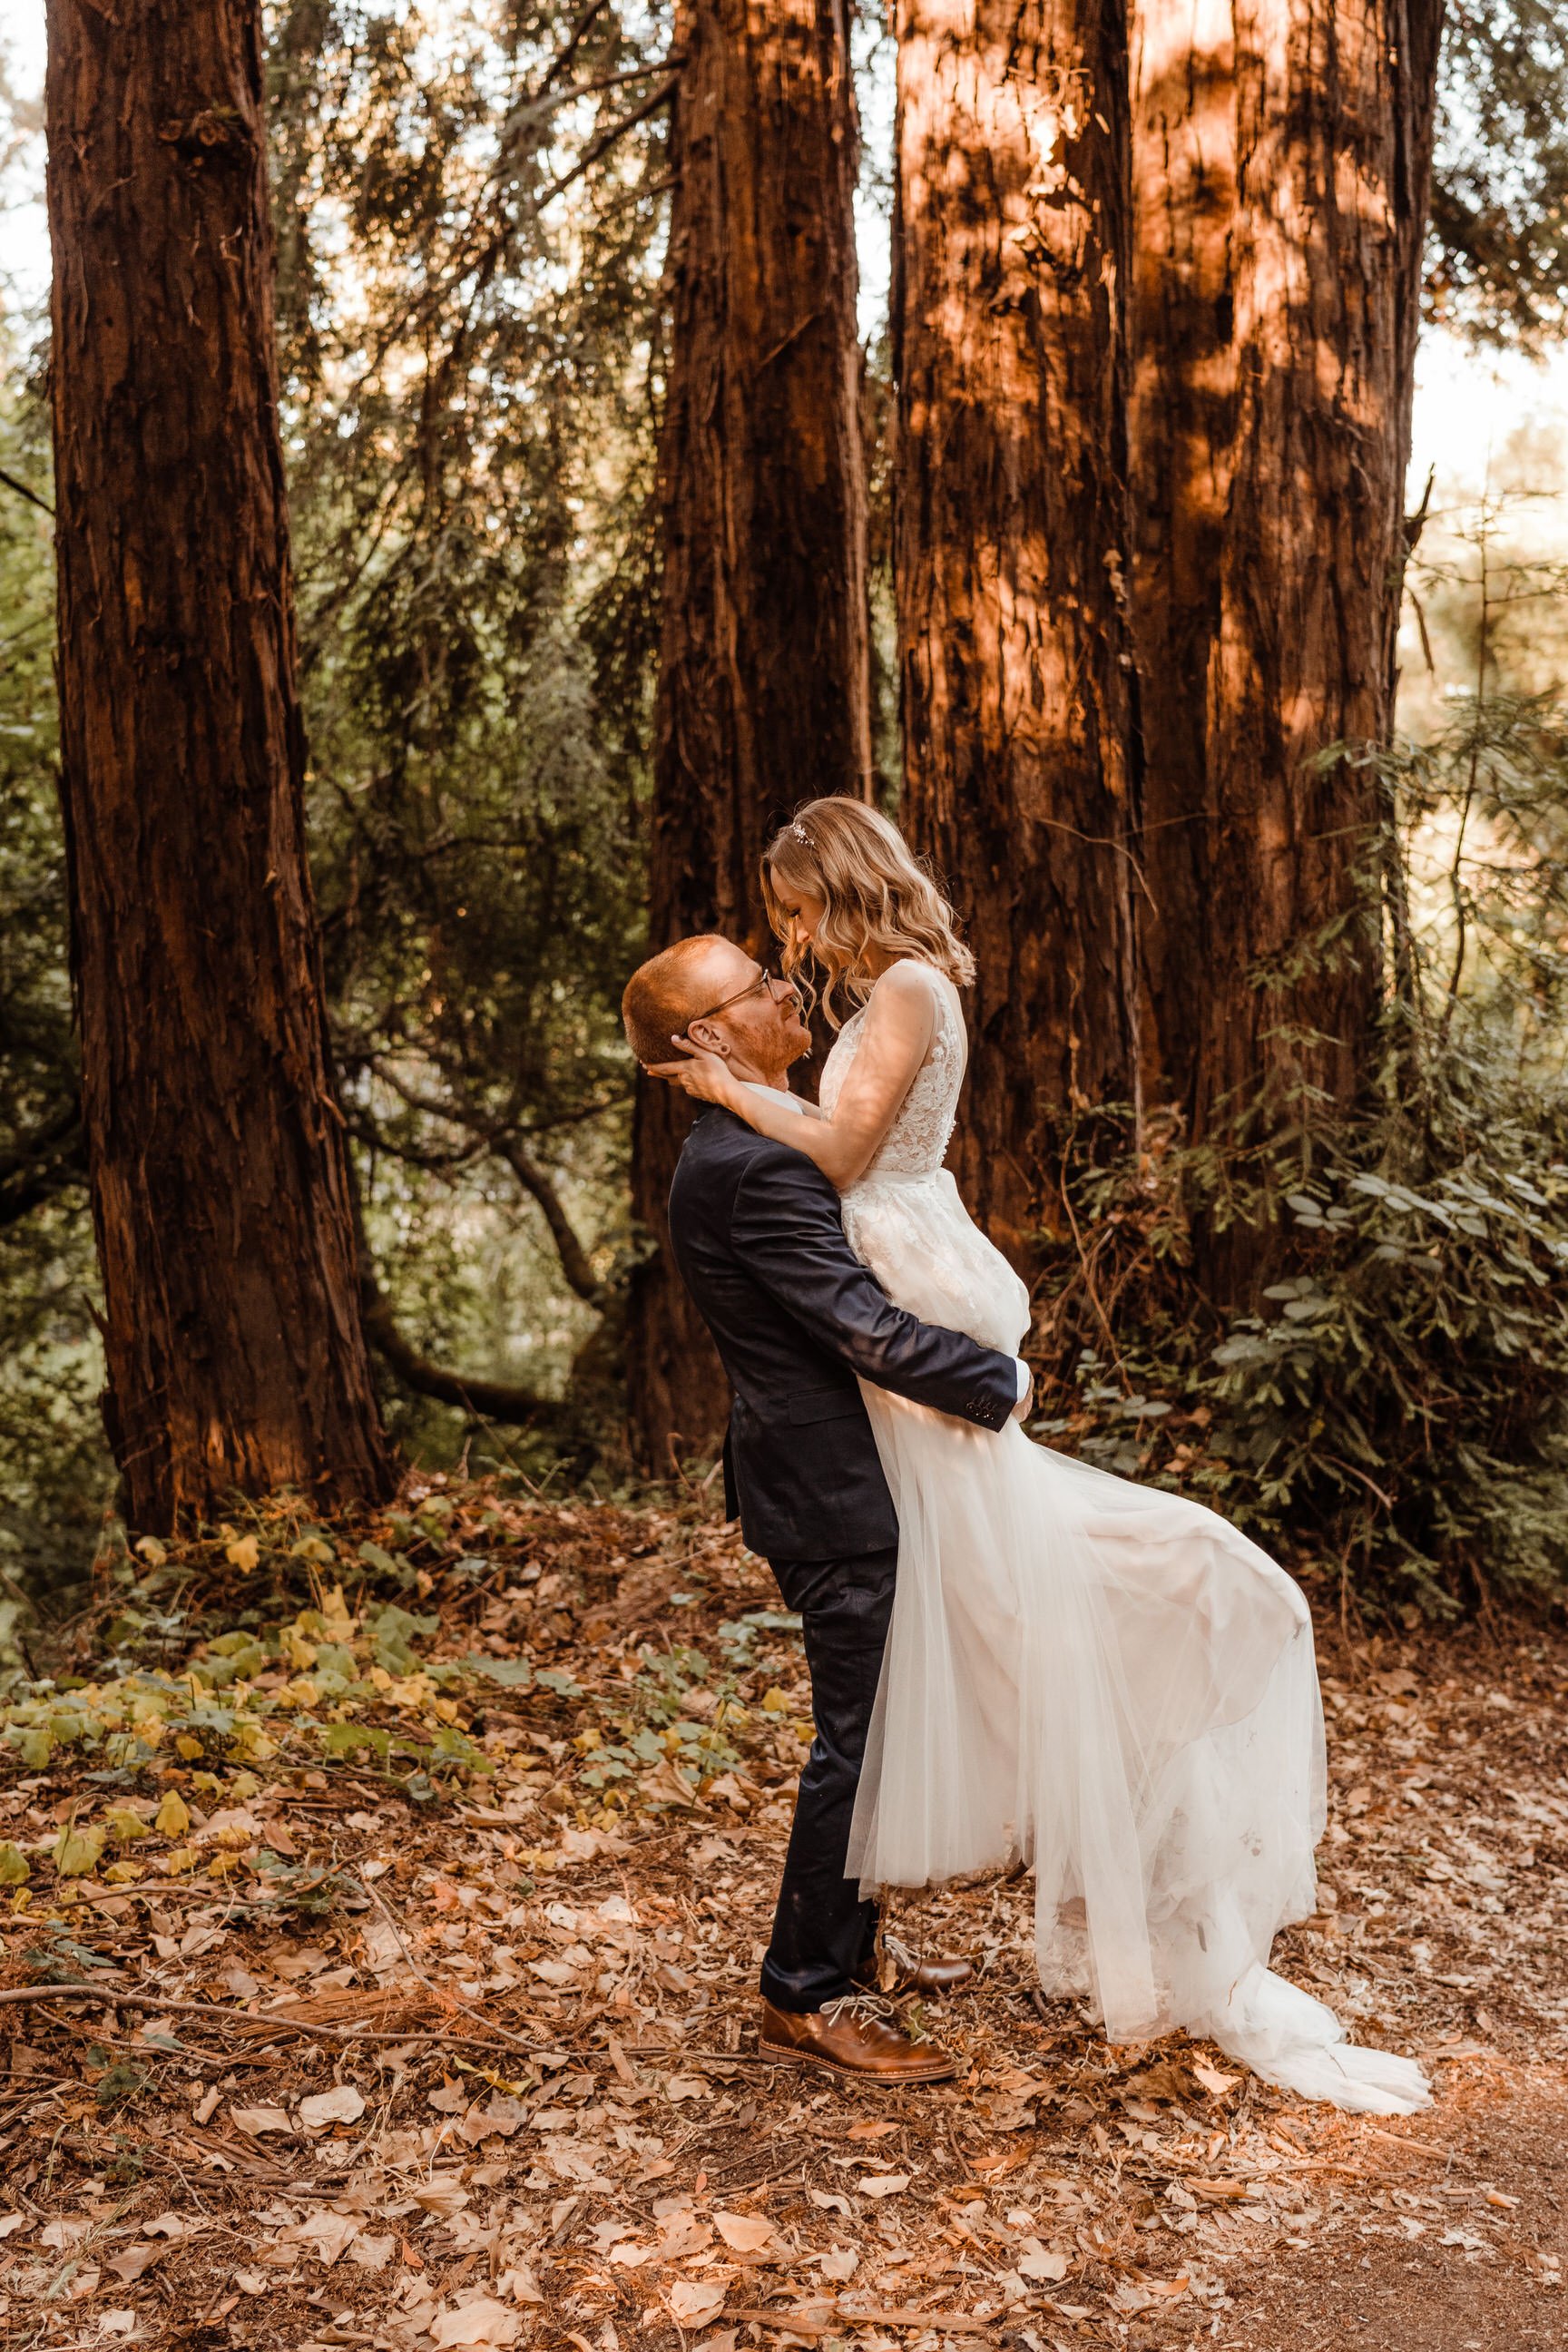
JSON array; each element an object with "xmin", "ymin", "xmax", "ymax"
[{"xmin": 0, "ymin": 1478, "xmax": 1563, "ymax": 2349}]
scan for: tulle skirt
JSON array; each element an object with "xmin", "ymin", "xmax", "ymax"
[{"xmin": 841, "ymin": 1168, "xmax": 1429, "ymax": 2114}]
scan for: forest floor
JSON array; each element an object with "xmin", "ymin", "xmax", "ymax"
[{"xmin": 0, "ymin": 1476, "xmax": 1563, "ymax": 2352}]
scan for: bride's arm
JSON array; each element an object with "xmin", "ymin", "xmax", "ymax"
[{"xmin": 648, "ymin": 963, "xmax": 938, "ymax": 1191}]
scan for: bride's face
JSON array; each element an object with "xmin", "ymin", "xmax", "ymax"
[{"xmin": 774, "ymin": 884, "xmax": 828, "ymax": 959}]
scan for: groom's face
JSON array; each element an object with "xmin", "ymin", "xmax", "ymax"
[{"xmin": 685, "ymin": 941, "xmax": 810, "ymax": 1080}]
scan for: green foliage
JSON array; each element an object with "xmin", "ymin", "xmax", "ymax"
[
  {"xmin": 267, "ymin": 0, "xmax": 670, "ymax": 1446},
  {"xmin": 1434, "ymin": 2, "xmax": 1568, "ymax": 349},
  {"xmin": 0, "ymin": 342, "xmax": 111, "ymax": 1607},
  {"xmin": 1033, "ymin": 681, "xmax": 1568, "ymax": 1613}
]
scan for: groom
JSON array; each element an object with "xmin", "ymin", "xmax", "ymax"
[{"xmin": 623, "ymin": 934, "xmax": 1029, "ymax": 2083}]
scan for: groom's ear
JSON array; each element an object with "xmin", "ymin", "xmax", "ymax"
[{"xmin": 685, "ymin": 1016, "xmax": 728, "ymax": 1056}]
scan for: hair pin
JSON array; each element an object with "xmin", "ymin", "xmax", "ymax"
[{"xmin": 790, "ymin": 822, "xmax": 815, "ymax": 848}]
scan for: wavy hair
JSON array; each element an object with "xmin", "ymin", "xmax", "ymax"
[{"xmin": 761, "ymin": 798, "xmax": 975, "ymax": 1027}]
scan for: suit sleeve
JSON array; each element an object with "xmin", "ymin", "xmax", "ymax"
[{"xmin": 730, "ymin": 1147, "xmax": 1019, "ymax": 1432}]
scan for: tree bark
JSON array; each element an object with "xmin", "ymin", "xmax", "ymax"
[
  {"xmin": 893, "ymin": 0, "xmax": 1143, "ymax": 1266},
  {"xmin": 45, "ymin": 0, "xmax": 395, "ymax": 1530},
  {"xmin": 1130, "ymin": 0, "xmax": 1444, "ymax": 1197},
  {"xmin": 630, "ymin": 0, "xmax": 871, "ymax": 1458}
]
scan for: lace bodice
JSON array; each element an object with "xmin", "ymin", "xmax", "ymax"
[{"xmin": 818, "ymin": 960, "xmax": 967, "ymax": 1183}]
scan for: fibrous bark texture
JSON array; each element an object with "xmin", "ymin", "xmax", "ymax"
[
  {"xmin": 631, "ymin": 0, "xmax": 871, "ymax": 1455},
  {"xmin": 45, "ymin": 0, "xmax": 394, "ymax": 1530},
  {"xmin": 1131, "ymin": 0, "xmax": 1444, "ymax": 1152},
  {"xmin": 894, "ymin": 0, "xmax": 1143, "ymax": 1261}
]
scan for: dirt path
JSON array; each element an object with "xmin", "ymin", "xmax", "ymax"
[{"xmin": 1217, "ymin": 2072, "xmax": 1565, "ymax": 2352}]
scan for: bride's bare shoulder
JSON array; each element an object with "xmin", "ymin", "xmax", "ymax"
[{"xmin": 869, "ymin": 957, "xmax": 950, "ymax": 1006}]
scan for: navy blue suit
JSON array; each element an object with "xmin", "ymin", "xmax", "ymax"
[{"xmin": 668, "ymin": 1104, "xmax": 1018, "ymax": 2009}]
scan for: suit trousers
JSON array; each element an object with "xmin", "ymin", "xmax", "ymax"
[{"xmin": 757, "ymin": 1542, "xmax": 896, "ymax": 2013}]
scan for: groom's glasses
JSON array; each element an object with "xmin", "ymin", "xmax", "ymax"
[{"xmin": 691, "ymin": 965, "xmax": 795, "ymax": 1026}]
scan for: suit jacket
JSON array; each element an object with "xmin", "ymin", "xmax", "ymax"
[{"xmin": 667, "ymin": 1104, "xmax": 1019, "ymax": 1561}]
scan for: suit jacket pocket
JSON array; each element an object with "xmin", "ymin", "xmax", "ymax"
[{"xmin": 786, "ymin": 1387, "xmax": 865, "ymax": 1426}]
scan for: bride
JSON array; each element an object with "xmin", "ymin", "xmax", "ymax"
[{"xmin": 650, "ymin": 797, "xmax": 1428, "ymax": 2115}]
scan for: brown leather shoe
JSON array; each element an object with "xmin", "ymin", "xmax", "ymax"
[
  {"xmin": 857, "ymin": 1945, "xmax": 975, "ymax": 1999},
  {"xmin": 760, "ymin": 1994, "xmax": 958, "ymax": 2084}
]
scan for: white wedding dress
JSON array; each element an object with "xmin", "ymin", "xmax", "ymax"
[{"xmin": 817, "ymin": 960, "xmax": 1428, "ymax": 2112}]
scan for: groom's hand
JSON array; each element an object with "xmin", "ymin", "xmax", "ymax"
[{"xmin": 1011, "ymin": 1359, "xmax": 1034, "ymax": 1422}]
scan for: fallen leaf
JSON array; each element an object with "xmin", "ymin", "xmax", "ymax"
[
  {"xmin": 281, "ymin": 2211, "xmax": 362, "ymax": 2266},
  {"xmin": 154, "ymin": 1789, "xmax": 191, "ymax": 1838},
  {"xmin": 496, "ymin": 2264, "xmax": 545, "ymax": 2304},
  {"xmin": 1018, "ymin": 2244, "xmax": 1069, "ymax": 2282},
  {"xmin": 410, "ymin": 2177, "xmax": 470, "ymax": 2217},
  {"xmin": 1191, "ymin": 2060, "xmax": 1241, "ymax": 2099},
  {"xmin": 591, "ymin": 2220, "xmax": 637, "ymax": 2252},
  {"xmin": 361, "ymin": 1916, "xmax": 403, "ymax": 1974},
  {"xmin": 465, "ymin": 2092, "xmax": 528, "ymax": 2142},
  {"xmin": 818, "ymin": 2246, "xmax": 858, "ymax": 2281},
  {"xmin": 714, "ymin": 2210, "xmax": 775, "ymax": 2251},
  {"xmin": 670, "ymin": 2280, "xmax": 728, "ymax": 2327},
  {"xmin": 229, "ymin": 2103, "xmax": 292, "ymax": 2137},
  {"xmin": 609, "ymin": 2241, "xmax": 654, "ymax": 2268},
  {"xmin": 430, "ymin": 2297, "xmax": 522, "ymax": 2347},
  {"xmin": 105, "ymin": 2243, "xmax": 162, "ymax": 2283},
  {"xmin": 856, "ymin": 2172, "xmax": 911, "ymax": 2198},
  {"xmin": 656, "ymin": 2215, "xmax": 714, "ymax": 2261},
  {"xmin": 51, "ymin": 1821, "xmax": 104, "ymax": 1877},
  {"xmin": 527, "ymin": 1959, "xmax": 576, "ymax": 1986},
  {"xmin": 348, "ymin": 2233, "xmax": 397, "ymax": 2271},
  {"xmin": 298, "ymin": 2082, "xmax": 366, "ymax": 2131},
  {"xmin": 1112, "ymin": 2280, "xmax": 1158, "ymax": 2315}
]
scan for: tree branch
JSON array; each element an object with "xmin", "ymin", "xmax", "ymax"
[
  {"xmin": 0, "ymin": 1101, "xmax": 85, "ymax": 1228},
  {"xmin": 359, "ymin": 1266, "xmax": 570, "ymax": 1435},
  {"xmin": 490, "ymin": 1135, "xmax": 605, "ymax": 1306},
  {"xmin": 362, "ymin": 1063, "xmax": 607, "ymax": 1305},
  {"xmin": 0, "ymin": 466, "xmax": 54, "ymax": 517}
]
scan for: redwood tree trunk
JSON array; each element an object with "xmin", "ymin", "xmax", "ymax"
[
  {"xmin": 894, "ymin": 0, "xmax": 1143, "ymax": 1266},
  {"xmin": 45, "ymin": 0, "xmax": 395, "ymax": 1530},
  {"xmin": 630, "ymin": 0, "xmax": 871, "ymax": 1458},
  {"xmin": 1130, "ymin": 0, "xmax": 1444, "ymax": 1196}
]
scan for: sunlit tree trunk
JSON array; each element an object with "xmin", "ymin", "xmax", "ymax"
[
  {"xmin": 894, "ymin": 0, "xmax": 1143, "ymax": 1266},
  {"xmin": 631, "ymin": 0, "xmax": 871, "ymax": 1457},
  {"xmin": 45, "ymin": 0, "xmax": 394, "ymax": 1530},
  {"xmin": 1130, "ymin": 0, "xmax": 1444, "ymax": 1211}
]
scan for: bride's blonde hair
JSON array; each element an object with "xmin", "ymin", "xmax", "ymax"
[{"xmin": 761, "ymin": 798, "xmax": 975, "ymax": 1027}]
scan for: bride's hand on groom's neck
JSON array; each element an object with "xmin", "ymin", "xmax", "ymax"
[{"xmin": 644, "ymin": 1035, "xmax": 744, "ymax": 1109}]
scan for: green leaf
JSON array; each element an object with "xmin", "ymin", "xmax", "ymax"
[
  {"xmin": 52, "ymin": 1821, "xmax": 105, "ymax": 1877},
  {"xmin": 95, "ymin": 2062, "xmax": 149, "ymax": 2110},
  {"xmin": 456, "ymin": 1653, "xmax": 534, "ymax": 1688}
]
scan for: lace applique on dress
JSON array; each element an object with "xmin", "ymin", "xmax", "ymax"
[{"xmin": 818, "ymin": 963, "xmax": 966, "ymax": 1183}]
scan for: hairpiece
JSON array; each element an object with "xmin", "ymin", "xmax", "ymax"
[{"xmin": 790, "ymin": 822, "xmax": 815, "ymax": 848}]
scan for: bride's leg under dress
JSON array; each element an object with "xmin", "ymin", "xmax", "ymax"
[{"xmin": 847, "ymin": 1398, "xmax": 1430, "ymax": 2115}]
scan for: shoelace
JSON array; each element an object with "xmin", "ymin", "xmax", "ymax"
[
  {"xmin": 882, "ymin": 1931, "xmax": 921, "ymax": 1975},
  {"xmin": 819, "ymin": 1991, "xmax": 894, "ymax": 2030}
]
